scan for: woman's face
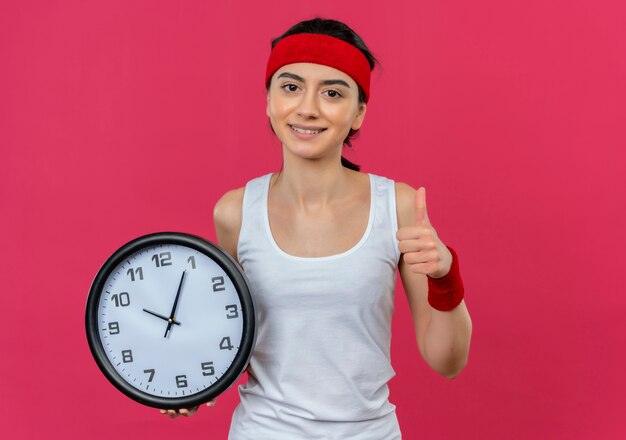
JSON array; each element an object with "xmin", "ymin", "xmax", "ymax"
[{"xmin": 266, "ymin": 62, "xmax": 367, "ymax": 163}]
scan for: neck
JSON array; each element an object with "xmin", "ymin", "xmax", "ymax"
[{"xmin": 273, "ymin": 147, "xmax": 353, "ymax": 209}]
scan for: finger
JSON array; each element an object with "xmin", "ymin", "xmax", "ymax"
[
  {"xmin": 206, "ymin": 399, "xmax": 216, "ymax": 407},
  {"xmin": 409, "ymin": 262, "xmax": 433, "ymax": 274},
  {"xmin": 398, "ymin": 239, "xmax": 427, "ymax": 254},
  {"xmin": 180, "ymin": 407, "xmax": 197, "ymax": 417},
  {"xmin": 396, "ymin": 226, "xmax": 415, "ymax": 241},
  {"xmin": 403, "ymin": 249, "xmax": 438, "ymax": 265},
  {"xmin": 396, "ymin": 225, "xmax": 435, "ymax": 242},
  {"xmin": 415, "ymin": 187, "xmax": 430, "ymax": 226},
  {"xmin": 396, "ymin": 225, "xmax": 425, "ymax": 241}
]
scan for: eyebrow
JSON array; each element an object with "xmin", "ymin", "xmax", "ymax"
[{"xmin": 277, "ymin": 72, "xmax": 351, "ymax": 88}]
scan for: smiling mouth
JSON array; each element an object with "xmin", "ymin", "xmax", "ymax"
[{"xmin": 289, "ymin": 125, "xmax": 327, "ymax": 135}]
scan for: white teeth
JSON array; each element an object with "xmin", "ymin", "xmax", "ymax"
[{"xmin": 291, "ymin": 125, "xmax": 323, "ymax": 135}]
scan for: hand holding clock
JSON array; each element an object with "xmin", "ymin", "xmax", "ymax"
[{"xmin": 160, "ymin": 398, "xmax": 216, "ymax": 418}]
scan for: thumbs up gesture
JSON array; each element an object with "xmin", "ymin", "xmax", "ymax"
[{"xmin": 397, "ymin": 187, "xmax": 453, "ymax": 279}]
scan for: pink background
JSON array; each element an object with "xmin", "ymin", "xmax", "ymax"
[{"xmin": 2, "ymin": 1, "xmax": 624, "ymax": 438}]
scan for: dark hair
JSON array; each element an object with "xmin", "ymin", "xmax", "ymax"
[{"xmin": 267, "ymin": 17, "xmax": 380, "ymax": 171}]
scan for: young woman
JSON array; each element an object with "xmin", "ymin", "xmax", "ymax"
[{"xmin": 161, "ymin": 17, "xmax": 472, "ymax": 439}]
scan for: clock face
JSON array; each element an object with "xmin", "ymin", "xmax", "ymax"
[{"xmin": 86, "ymin": 233, "xmax": 255, "ymax": 409}]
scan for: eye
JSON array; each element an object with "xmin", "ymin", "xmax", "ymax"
[
  {"xmin": 281, "ymin": 83, "xmax": 300, "ymax": 93},
  {"xmin": 324, "ymin": 89, "xmax": 343, "ymax": 99}
]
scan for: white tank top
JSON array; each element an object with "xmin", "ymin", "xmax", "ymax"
[{"xmin": 228, "ymin": 172, "xmax": 402, "ymax": 440}]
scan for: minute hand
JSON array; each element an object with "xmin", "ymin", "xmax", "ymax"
[{"xmin": 164, "ymin": 270, "xmax": 186, "ymax": 338}]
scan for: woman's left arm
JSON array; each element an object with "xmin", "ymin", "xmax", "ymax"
[{"xmin": 395, "ymin": 182, "xmax": 472, "ymax": 379}]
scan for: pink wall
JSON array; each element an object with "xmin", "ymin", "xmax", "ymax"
[{"xmin": 2, "ymin": 0, "xmax": 625, "ymax": 438}]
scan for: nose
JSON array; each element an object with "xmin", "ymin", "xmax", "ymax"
[{"xmin": 296, "ymin": 88, "xmax": 320, "ymax": 118}]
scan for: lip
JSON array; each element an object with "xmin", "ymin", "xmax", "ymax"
[
  {"xmin": 288, "ymin": 124, "xmax": 327, "ymax": 140},
  {"xmin": 289, "ymin": 124, "xmax": 327, "ymax": 131}
]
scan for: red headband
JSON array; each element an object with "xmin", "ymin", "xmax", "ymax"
[{"xmin": 265, "ymin": 33, "xmax": 371, "ymax": 103}]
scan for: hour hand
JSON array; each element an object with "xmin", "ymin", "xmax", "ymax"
[{"xmin": 143, "ymin": 308, "xmax": 181, "ymax": 326}]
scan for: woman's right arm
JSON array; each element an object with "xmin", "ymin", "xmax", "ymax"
[
  {"xmin": 159, "ymin": 187, "xmax": 244, "ymax": 418},
  {"xmin": 213, "ymin": 187, "xmax": 244, "ymax": 262}
]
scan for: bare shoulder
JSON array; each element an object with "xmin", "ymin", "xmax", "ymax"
[
  {"xmin": 394, "ymin": 181, "xmax": 418, "ymax": 229},
  {"xmin": 213, "ymin": 187, "xmax": 244, "ymax": 226},
  {"xmin": 213, "ymin": 187, "xmax": 245, "ymax": 261}
]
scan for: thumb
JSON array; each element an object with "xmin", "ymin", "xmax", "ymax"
[{"xmin": 415, "ymin": 187, "xmax": 430, "ymax": 225}]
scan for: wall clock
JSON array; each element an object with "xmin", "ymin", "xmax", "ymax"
[{"xmin": 85, "ymin": 232, "xmax": 256, "ymax": 409}]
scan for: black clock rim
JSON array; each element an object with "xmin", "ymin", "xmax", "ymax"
[{"xmin": 85, "ymin": 232, "xmax": 256, "ymax": 409}]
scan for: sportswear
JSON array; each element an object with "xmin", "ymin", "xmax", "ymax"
[
  {"xmin": 265, "ymin": 33, "xmax": 372, "ymax": 102},
  {"xmin": 228, "ymin": 172, "xmax": 402, "ymax": 440}
]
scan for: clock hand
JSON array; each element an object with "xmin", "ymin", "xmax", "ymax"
[
  {"xmin": 143, "ymin": 308, "xmax": 181, "ymax": 325},
  {"xmin": 164, "ymin": 270, "xmax": 186, "ymax": 338}
]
